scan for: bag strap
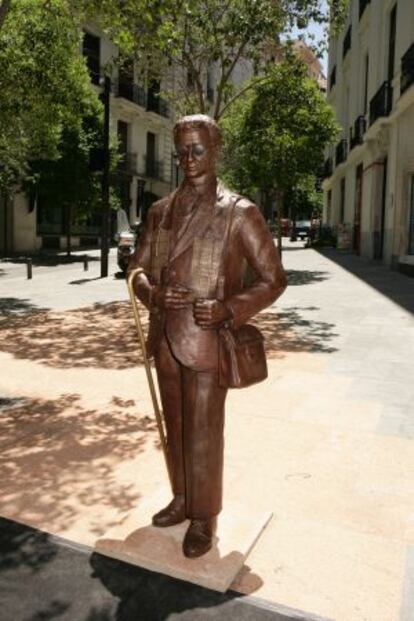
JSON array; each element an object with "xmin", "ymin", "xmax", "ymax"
[{"xmin": 217, "ymin": 195, "xmax": 240, "ymax": 301}]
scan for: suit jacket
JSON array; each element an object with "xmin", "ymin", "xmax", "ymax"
[{"xmin": 128, "ymin": 180, "xmax": 287, "ymax": 371}]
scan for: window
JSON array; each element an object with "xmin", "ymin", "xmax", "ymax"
[
  {"xmin": 327, "ymin": 190, "xmax": 332, "ymax": 223},
  {"xmin": 363, "ymin": 54, "xmax": 369, "ymax": 114},
  {"xmin": 340, "ymin": 178, "xmax": 346, "ymax": 223},
  {"xmin": 82, "ymin": 31, "xmax": 100, "ymax": 85},
  {"xmin": 146, "ymin": 132, "xmax": 158, "ymax": 177},
  {"xmin": 388, "ymin": 4, "xmax": 397, "ymax": 83},
  {"xmin": 408, "ymin": 174, "xmax": 414, "ymax": 255},
  {"xmin": 117, "ymin": 121, "xmax": 129, "ymax": 156},
  {"xmin": 147, "ymin": 80, "xmax": 161, "ymax": 113}
]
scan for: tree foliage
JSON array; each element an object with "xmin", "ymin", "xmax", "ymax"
[
  {"xmin": 96, "ymin": 0, "xmax": 348, "ymax": 119},
  {"xmin": 220, "ymin": 55, "xmax": 339, "ymax": 201},
  {"xmin": 0, "ymin": 0, "xmax": 100, "ymax": 194}
]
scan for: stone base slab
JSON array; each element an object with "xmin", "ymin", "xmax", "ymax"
[{"xmin": 95, "ymin": 491, "xmax": 272, "ymax": 593}]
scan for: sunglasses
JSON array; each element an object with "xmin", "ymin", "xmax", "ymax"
[{"xmin": 174, "ymin": 143, "xmax": 208, "ymax": 160}]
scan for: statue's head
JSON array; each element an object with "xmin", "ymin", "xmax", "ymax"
[{"xmin": 173, "ymin": 114, "xmax": 221, "ymax": 182}]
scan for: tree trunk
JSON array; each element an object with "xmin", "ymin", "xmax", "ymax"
[{"xmin": 65, "ymin": 203, "xmax": 72, "ymax": 257}]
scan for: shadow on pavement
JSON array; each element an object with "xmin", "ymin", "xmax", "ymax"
[
  {"xmin": 0, "ymin": 394, "xmax": 158, "ymax": 535},
  {"xmin": 317, "ymin": 248, "xmax": 414, "ymax": 315},
  {"xmin": 255, "ymin": 308, "xmax": 338, "ymax": 357},
  {"xmin": 0, "ymin": 302, "xmax": 146, "ymax": 369},
  {"xmin": 0, "ymin": 516, "xmax": 309, "ymax": 621},
  {"xmin": 285, "ymin": 270, "xmax": 330, "ymax": 286},
  {"xmin": 69, "ymin": 277, "xmax": 102, "ymax": 285},
  {"xmin": 0, "ymin": 302, "xmax": 337, "ymax": 368},
  {"xmin": 0, "ymin": 297, "xmax": 50, "ymax": 316}
]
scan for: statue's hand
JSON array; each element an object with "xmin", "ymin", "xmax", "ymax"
[
  {"xmin": 193, "ymin": 299, "xmax": 231, "ymax": 328},
  {"xmin": 152, "ymin": 285, "xmax": 192, "ymax": 310}
]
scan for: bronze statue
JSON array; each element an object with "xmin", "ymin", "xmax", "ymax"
[{"xmin": 128, "ymin": 114, "xmax": 287, "ymax": 558}]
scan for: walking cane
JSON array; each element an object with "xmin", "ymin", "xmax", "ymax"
[{"xmin": 127, "ymin": 267, "xmax": 173, "ymax": 491}]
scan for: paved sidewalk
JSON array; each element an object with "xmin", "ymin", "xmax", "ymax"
[{"xmin": 0, "ymin": 242, "xmax": 413, "ymax": 621}]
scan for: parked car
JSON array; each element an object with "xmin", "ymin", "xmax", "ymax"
[
  {"xmin": 114, "ymin": 209, "xmax": 142, "ymax": 274},
  {"xmin": 290, "ymin": 219, "xmax": 311, "ymax": 241}
]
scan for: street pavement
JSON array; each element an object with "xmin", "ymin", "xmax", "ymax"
[{"xmin": 0, "ymin": 241, "xmax": 413, "ymax": 621}]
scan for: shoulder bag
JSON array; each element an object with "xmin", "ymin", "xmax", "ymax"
[{"xmin": 217, "ymin": 198, "xmax": 268, "ymax": 389}]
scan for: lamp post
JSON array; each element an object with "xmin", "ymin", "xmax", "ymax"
[{"xmin": 100, "ymin": 75, "xmax": 111, "ymax": 278}]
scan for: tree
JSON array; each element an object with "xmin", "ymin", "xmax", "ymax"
[
  {"xmin": 26, "ymin": 103, "xmax": 105, "ymax": 255},
  {"xmin": 0, "ymin": 0, "xmax": 103, "ymax": 195},
  {"xmin": 97, "ymin": 0, "xmax": 348, "ymax": 120},
  {"xmin": 220, "ymin": 55, "xmax": 339, "ymax": 252}
]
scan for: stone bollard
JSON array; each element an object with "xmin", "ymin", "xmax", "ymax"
[{"xmin": 27, "ymin": 258, "xmax": 32, "ymax": 280}]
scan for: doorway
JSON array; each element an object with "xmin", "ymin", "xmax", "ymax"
[{"xmin": 353, "ymin": 163, "xmax": 363, "ymax": 254}]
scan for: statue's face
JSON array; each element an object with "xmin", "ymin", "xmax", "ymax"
[{"xmin": 174, "ymin": 127, "xmax": 217, "ymax": 181}]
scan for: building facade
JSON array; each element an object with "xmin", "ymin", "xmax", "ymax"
[
  {"xmin": 0, "ymin": 26, "xmax": 177, "ymax": 254},
  {"xmin": 323, "ymin": 0, "xmax": 414, "ymax": 273}
]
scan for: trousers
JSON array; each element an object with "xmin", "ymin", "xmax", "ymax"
[{"xmin": 154, "ymin": 333, "xmax": 227, "ymax": 518}]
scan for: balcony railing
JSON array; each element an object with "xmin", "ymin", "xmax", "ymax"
[
  {"xmin": 343, "ymin": 26, "xmax": 352, "ymax": 59},
  {"xmin": 117, "ymin": 152, "xmax": 138, "ymax": 175},
  {"xmin": 359, "ymin": 0, "xmax": 370, "ymax": 19},
  {"xmin": 144, "ymin": 158, "xmax": 165, "ymax": 181},
  {"xmin": 116, "ymin": 80, "xmax": 147, "ymax": 108},
  {"xmin": 335, "ymin": 139, "xmax": 348, "ymax": 166},
  {"xmin": 329, "ymin": 65, "xmax": 336, "ymax": 90},
  {"xmin": 147, "ymin": 92, "xmax": 170, "ymax": 118},
  {"xmin": 401, "ymin": 42, "xmax": 414, "ymax": 95},
  {"xmin": 369, "ymin": 81, "xmax": 393, "ymax": 126},
  {"xmin": 350, "ymin": 115, "xmax": 367, "ymax": 150},
  {"xmin": 323, "ymin": 157, "xmax": 333, "ymax": 178}
]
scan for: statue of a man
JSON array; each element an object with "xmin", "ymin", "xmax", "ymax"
[{"xmin": 129, "ymin": 114, "xmax": 287, "ymax": 558}]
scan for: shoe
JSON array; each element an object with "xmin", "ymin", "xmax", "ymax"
[
  {"xmin": 152, "ymin": 495, "xmax": 186, "ymax": 527},
  {"xmin": 182, "ymin": 518, "xmax": 216, "ymax": 558}
]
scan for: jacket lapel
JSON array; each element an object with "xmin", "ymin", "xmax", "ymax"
[{"xmin": 168, "ymin": 181, "xmax": 225, "ymax": 263}]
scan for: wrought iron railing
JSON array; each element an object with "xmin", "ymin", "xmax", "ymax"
[
  {"xmin": 323, "ymin": 157, "xmax": 333, "ymax": 178},
  {"xmin": 147, "ymin": 92, "xmax": 170, "ymax": 118},
  {"xmin": 401, "ymin": 42, "xmax": 414, "ymax": 95},
  {"xmin": 335, "ymin": 139, "xmax": 348, "ymax": 166},
  {"xmin": 350, "ymin": 115, "xmax": 367, "ymax": 150},
  {"xmin": 144, "ymin": 158, "xmax": 165, "ymax": 181},
  {"xmin": 117, "ymin": 152, "xmax": 138, "ymax": 175},
  {"xmin": 116, "ymin": 80, "xmax": 147, "ymax": 108},
  {"xmin": 369, "ymin": 81, "xmax": 393, "ymax": 126}
]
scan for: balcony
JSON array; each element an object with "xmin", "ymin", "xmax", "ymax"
[
  {"xmin": 144, "ymin": 158, "xmax": 165, "ymax": 181},
  {"xmin": 369, "ymin": 81, "xmax": 393, "ymax": 126},
  {"xmin": 147, "ymin": 92, "xmax": 170, "ymax": 118},
  {"xmin": 350, "ymin": 115, "xmax": 367, "ymax": 150},
  {"xmin": 335, "ymin": 139, "xmax": 348, "ymax": 166},
  {"xmin": 342, "ymin": 25, "xmax": 352, "ymax": 59},
  {"xmin": 359, "ymin": 0, "xmax": 370, "ymax": 19},
  {"xmin": 401, "ymin": 42, "xmax": 414, "ymax": 95},
  {"xmin": 117, "ymin": 152, "xmax": 138, "ymax": 175},
  {"xmin": 116, "ymin": 80, "xmax": 147, "ymax": 108},
  {"xmin": 329, "ymin": 65, "xmax": 336, "ymax": 91},
  {"xmin": 323, "ymin": 157, "xmax": 333, "ymax": 178}
]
